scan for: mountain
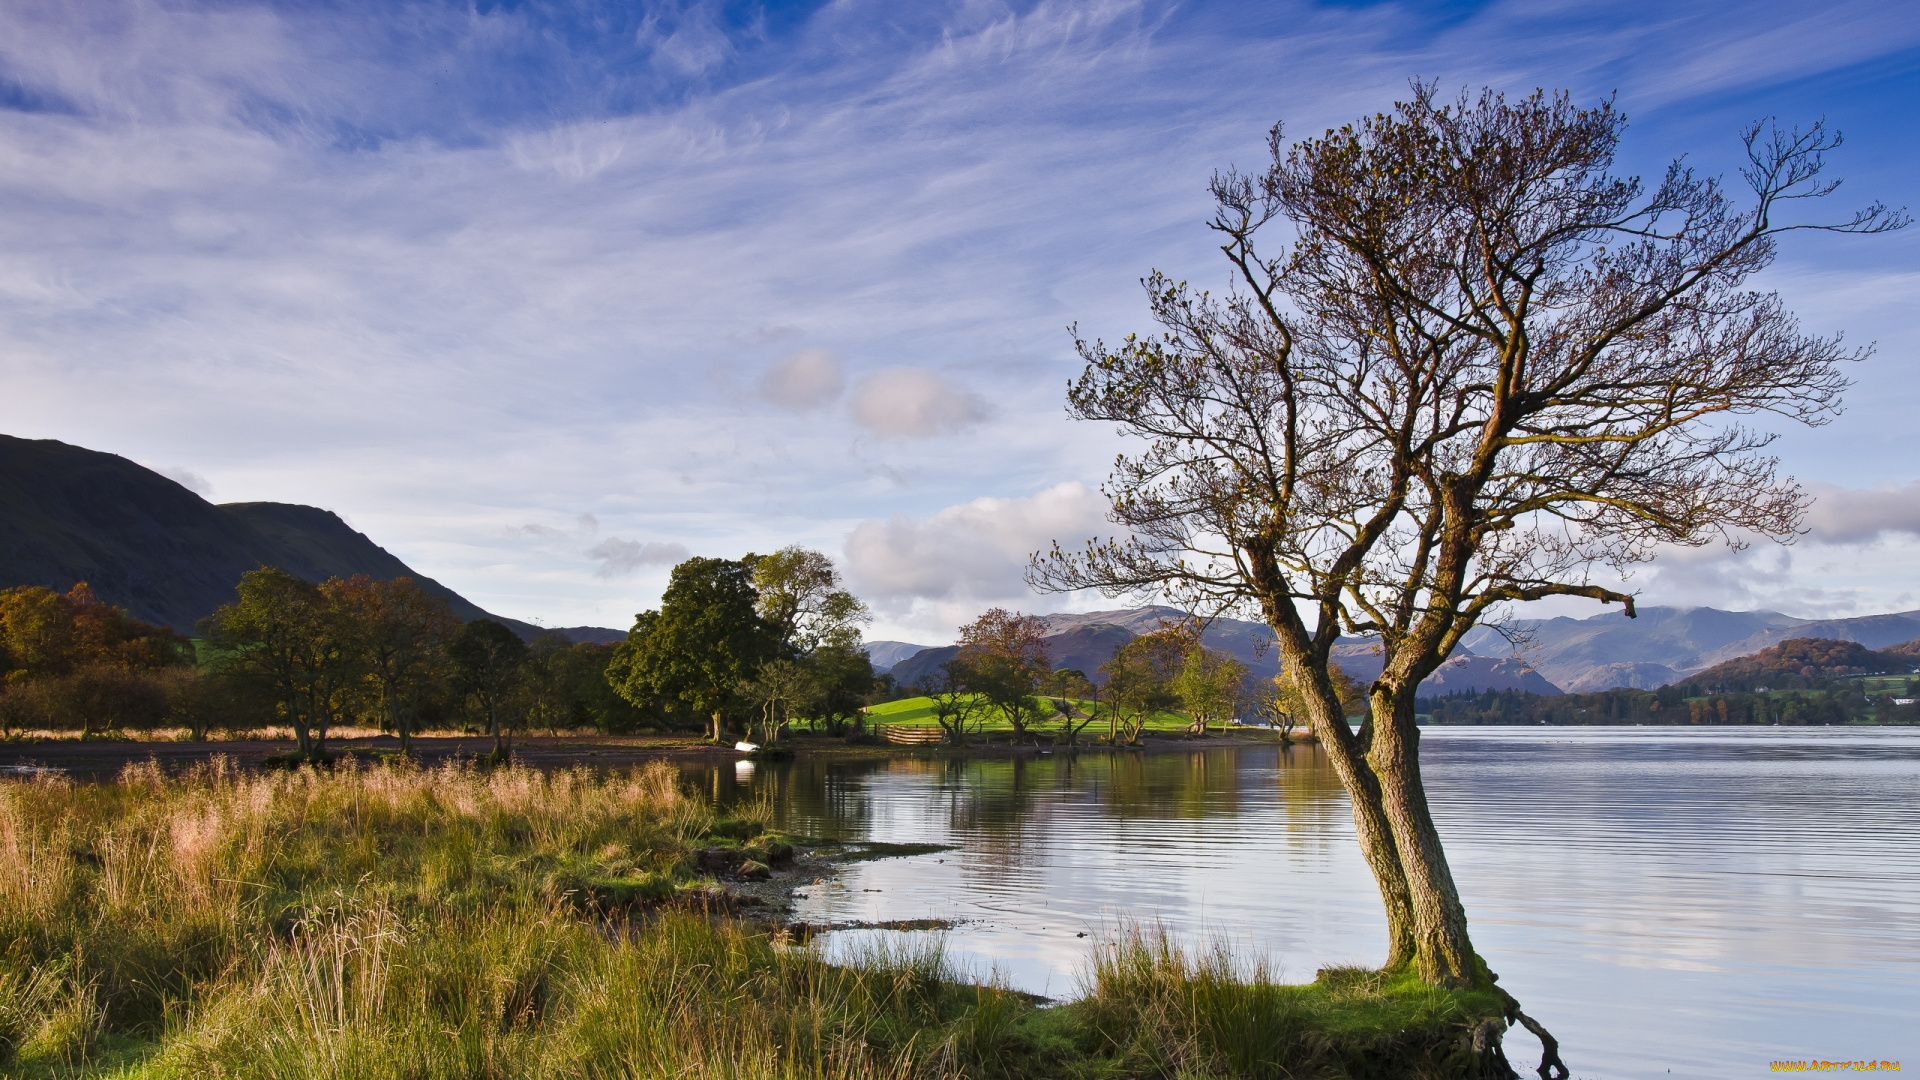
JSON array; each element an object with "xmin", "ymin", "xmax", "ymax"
[
  {"xmin": 0, "ymin": 434, "xmax": 617, "ymax": 641},
  {"xmin": 1461, "ymin": 605, "xmax": 1920, "ymax": 690},
  {"xmin": 886, "ymin": 606, "xmax": 1557, "ymax": 696},
  {"xmin": 863, "ymin": 640, "xmax": 936, "ymax": 673}
]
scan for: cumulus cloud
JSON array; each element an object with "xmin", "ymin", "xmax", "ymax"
[
  {"xmin": 850, "ymin": 368, "xmax": 989, "ymax": 437},
  {"xmin": 755, "ymin": 348, "xmax": 844, "ymax": 411},
  {"xmin": 843, "ymin": 481, "xmax": 1109, "ymax": 608},
  {"xmin": 587, "ymin": 538, "xmax": 690, "ymax": 578}
]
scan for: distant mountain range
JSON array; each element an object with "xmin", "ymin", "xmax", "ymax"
[
  {"xmin": 15, "ymin": 434, "xmax": 1917, "ymax": 688},
  {"xmin": 869, "ymin": 607, "xmax": 1562, "ymax": 696},
  {"xmin": 0, "ymin": 434, "xmax": 622, "ymax": 642},
  {"xmin": 872, "ymin": 602, "xmax": 1920, "ymax": 697},
  {"xmin": 1460, "ymin": 606, "xmax": 1920, "ymax": 691}
]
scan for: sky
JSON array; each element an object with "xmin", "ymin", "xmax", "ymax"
[{"xmin": 1, "ymin": 0, "xmax": 1917, "ymax": 645}]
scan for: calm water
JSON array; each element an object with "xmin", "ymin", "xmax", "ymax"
[{"xmin": 695, "ymin": 728, "xmax": 1920, "ymax": 1080}]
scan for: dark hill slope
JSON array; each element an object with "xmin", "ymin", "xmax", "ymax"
[{"xmin": 0, "ymin": 434, "xmax": 544, "ymax": 635}]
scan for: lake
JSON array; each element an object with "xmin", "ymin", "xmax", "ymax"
[{"xmin": 697, "ymin": 727, "xmax": 1920, "ymax": 1080}]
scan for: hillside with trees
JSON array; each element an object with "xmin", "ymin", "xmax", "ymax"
[
  {"xmin": 1421, "ymin": 637, "xmax": 1920, "ymax": 727},
  {"xmin": 1683, "ymin": 637, "xmax": 1920, "ymax": 691}
]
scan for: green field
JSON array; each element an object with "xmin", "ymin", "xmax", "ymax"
[{"xmin": 861, "ymin": 695, "xmax": 1250, "ymax": 737}]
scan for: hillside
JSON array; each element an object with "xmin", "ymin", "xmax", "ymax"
[
  {"xmin": 1459, "ymin": 606, "xmax": 1920, "ymax": 691},
  {"xmin": 0, "ymin": 434, "xmax": 610, "ymax": 639},
  {"xmin": 1683, "ymin": 637, "xmax": 1920, "ymax": 692}
]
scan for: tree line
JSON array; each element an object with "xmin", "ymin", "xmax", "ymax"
[
  {"xmin": 0, "ymin": 573, "xmax": 641, "ymax": 754},
  {"xmin": 914, "ymin": 611, "xmax": 1366, "ymax": 746},
  {"xmin": 1419, "ymin": 681, "xmax": 1920, "ymax": 727}
]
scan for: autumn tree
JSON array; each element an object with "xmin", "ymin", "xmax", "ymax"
[
  {"xmin": 449, "ymin": 618, "xmax": 528, "ymax": 758},
  {"xmin": 1245, "ymin": 663, "xmax": 1365, "ymax": 740},
  {"xmin": 948, "ymin": 608, "xmax": 1051, "ymax": 741},
  {"xmin": 325, "ymin": 575, "xmax": 458, "ymax": 756},
  {"xmin": 0, "ymin": 583, "xmax": 192, "ymax": 680},
  {"xmin": 607, "ymin": 556, "xmax": 779, "ymax": 742},
  {"xmin": 1031, "ymin": 86, "xmax": 1903, "ymax": 1068}
]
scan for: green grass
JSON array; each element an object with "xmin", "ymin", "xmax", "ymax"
[
  {"xmin": 862, "ymin": 697, "xmax": 1217, "ymax": 736},
  {"xmin": 0, "ymin": 760, "xmax": 1505, "ymax": 1079}
]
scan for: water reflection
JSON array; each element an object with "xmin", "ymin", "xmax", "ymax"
[{"xmin": 682, "ymin": 730, "xmax": 1920, "ymax": 1079}]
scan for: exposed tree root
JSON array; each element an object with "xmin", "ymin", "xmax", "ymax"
[{"xmin": 1494, "ymin": 986, "xmax": 1570, "ymax": 1080}]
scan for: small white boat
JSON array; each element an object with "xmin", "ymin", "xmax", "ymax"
[{"xmin": 734, "ymin": 741, "xmax": 761, "ymax": 753}]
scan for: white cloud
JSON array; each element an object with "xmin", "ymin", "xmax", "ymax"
[
  {"xmin": 844, "ymin": 481, "xmax": 1112, "ymax": 635},
  {"xmin": 755, "ymin": 348, "xmax": 844, "ymax": 410},
  {"xmin": 150, "ymin": 464, "xmax": 212, "ymax": 497},
  {"xmin": 1803, "ymin": 481, "xmax": 1920, "ymax": 543},
  {"xmin": 587, "ymin": 538, "xmax": 691, "ymax": 578},
  {"xmin": 850, "ymin": 368, "xmax": 989, "ymax": 437},
  {"xmin": 0, "ymin": 0, "xmax": 1914, "ymax": 632}
]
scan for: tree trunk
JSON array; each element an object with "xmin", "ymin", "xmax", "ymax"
[
  {"xmin": 1369, "ymin": 689, "xmax": 1478, "ymax": 985},
  {"xmin": 1314, "ymin": 712, "xmax": 1419, "ymax": 971},
  {"xmin": 387, "ymin": 692, "xmax": 410, "ymax": 757},
  {"xmin": 311, "ymin": 691, "xmax": 329, "ymax": 759},
  {"xmin": 288, "ymin": 692, "xmax": 312, "ymax": 758},
  {"xmin": 710, "ymin": 710, "xmax": 726, "ymax": 743}
]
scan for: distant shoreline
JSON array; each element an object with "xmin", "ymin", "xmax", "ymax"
[{"xmin": 0, "ymin": 729, "xmax": 1307, "ymax": 779}]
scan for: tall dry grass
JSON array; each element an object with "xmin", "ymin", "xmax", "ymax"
[
  {"xmin": 0, "ymin": 760, "xmax": 1509, "ymax": 1080},
  {"xmin": 0, "ymin": 760, "xmax": 1040, "ymax": 1079}
]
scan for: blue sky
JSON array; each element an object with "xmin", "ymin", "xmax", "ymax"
[{"xmin": 2, "ymin": 0, "xmax": 1917, "ymax": 642}]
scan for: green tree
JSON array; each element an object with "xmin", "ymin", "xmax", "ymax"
[
  {"xmin": 1032, "ymin": 87, "xmax": 1904, "ymax": 1066},
  {"xmin": 449, "ymin": 618, "xmax": 528, "ymax": 757},
  {"xmin": 739, "ymin": 657, "xmax": 816, "ymax": 745},
  {"xmin": 1099, "ymin": 628, "xmax": 1185, "ymax": 745},
  {"xmin": 607, "ymin": 557, "xmax": 778, "ymax": 743},
  {"xmin": 1042, "ymin": 667, "xmax": 1102, "ymax": 745},
  {"xmin": 204, "ymin": 567, "xmax": 354, "ymax": 761},
  {"xmin": 925, "ymin": 668, "xmax": 983, "ymax": 747},
  {"xmin": 325, "ymin": 575, "xmax": 458, "ymax": 757},
  {"xmin": 747, "ymin": 547, "xmax": 871, "ymax": 653},
  {"xmin": 804, "ymin": 640, "xmax": 877, "ymax": 737},
  {"xmin": 1172, "ymin": 644, "xmax": 1247, "ymax": 737},
  {"xmin": 948, "ymin": 608, "xmax": 1050, "ymax": 742}
]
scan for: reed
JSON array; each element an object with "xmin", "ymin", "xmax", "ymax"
[{"xmin": 0, "ymin": 761, "xmax": 1507, "ymax": 1080}]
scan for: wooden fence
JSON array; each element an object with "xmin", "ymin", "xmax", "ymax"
[{"xmin": 878, "ymin": 725, "xmax": 946, "ymax": 746}]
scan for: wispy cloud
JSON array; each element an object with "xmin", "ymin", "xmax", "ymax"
[{"xmin": 0, "ymin": 0, "xmax": 1913, "ymax": 636}]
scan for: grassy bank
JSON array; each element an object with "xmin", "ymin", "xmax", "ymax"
[
  {"xmin": 862, "ymin": 697, "xmax": 1269, "ymax": 739},
  {"xmin": 0, "ymin": 761, "xmax": 1509, "ymax": 1079}
]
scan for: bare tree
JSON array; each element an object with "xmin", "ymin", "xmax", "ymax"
[{"xmin": 1032, "ymin": 86, "xmax": 1902, "ymax": 1073}]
